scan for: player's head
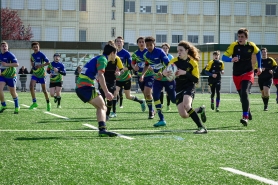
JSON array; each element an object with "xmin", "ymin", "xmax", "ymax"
[
  {"xmin": 136, "ymin": 37, "xmax": 145, "ymax": 50},
  {"xmin": 31, "ymin": 42, "xmax": 40, "ymax": 52},
  {"xmin": 53, "ymin": 53, "xmax": 61, "ymax": 62},
  {"xmin": 161, "ymin": 43, "xmax": 170, "ymax": 54},
  {"xmin": 115, "ymin": 36, "xmax": 124, "ymax": 49},
  {"xmin": 261, "ymin": 48, "xmax": 267, "ymax": 58},
  {"xmin": 212, "ymin": 50, "xmax": 220, "ymax": 60},
  {"xmin": 145, "ymin": 36, "xmax": 155, "ymax": 52},
  {"xmin": 177, "ymin": 41, "xmax": 200, "ymax": 61},
  {"xmin": 103, "ymin": 41, "xmax": 117, "ymax": 61},
  {"xmin": 1, "ymin": 41, "xmax": 8, "ymax": 53},
  {"xmin": 237, "ymin": 28, "xmax": 248, "ymax": 45}
]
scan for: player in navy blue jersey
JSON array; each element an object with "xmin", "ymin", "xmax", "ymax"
[
  {"xmin": 29, "ymin": 42, "xmax": 51, "ymax": 111},
  {"xmin": 113, "ymin": 36, "xmax": 146, "ymax": 118},
  {"xmin": 0, "ymin": 41, "xmax": 20, "ymax": 114},
  {"xmin": 76, "ymin": 43, "xmax": 117, "ymax": 137},
  {"xmin": 255, "ymin": 48, "xmax": 277, "ymax": 111},
  {"xmin": 131, "ymin": 37, "xmax": 155, "ymax": 119},
  {"xmin": 163, "ymin": 41, "xmax": 207, "ymax": 134},
  {"xmin": 141, "ymin": 37, "xmax": 176, "ymax": 127},
  {"xmin": 47, "ymin": 53, "xmax": 66, "ymax": 108}
]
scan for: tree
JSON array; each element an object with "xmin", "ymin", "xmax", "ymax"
[{"xmin": 1, "ymin": 8, "xmax": 33, "ymax": 40}]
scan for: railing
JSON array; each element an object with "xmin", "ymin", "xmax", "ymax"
[{"xmin": 8, "ymin": 74, "xmax": 277, "ymax": 94}]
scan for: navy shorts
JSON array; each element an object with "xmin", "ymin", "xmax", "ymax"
[{"xmin": 76, "ymin": 86, "xmax": 100, "ymax": 103}]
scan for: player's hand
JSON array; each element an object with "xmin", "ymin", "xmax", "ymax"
[
  {"xmin": 149, "ymin": 66, "xmax": 154, "ymax": 71},
  {"xmin": 105, "ymin": 92, "xmax": 114, "ymax": 101},
  {"xmin": 123, "ymin": 67, "xmax": 128, "ymax": 71},
  {"xmin": 115, "ymin": 71, "xmax": 121, "ymax": 76},
  {"xmin": 139, "ymin": 75, "xmax": 144, "ymax": 82},
  {"xmin": 262, "ymin": 68, "xmax": 265, "ymax": 71},
  {"xmin": 36, "ymin": 64, "xmax": 43, "ymax": 68},
  {"xmin": 212, "ymin": 74, "xmax": 217, "ymax": 78},
  {"xmin": 232, "ymin": 57, "xmax": 239, "ymax": 62},
  {"xmin": 269, "ymin": 70, "xmax": 273, "ymax": 74},
  {"xmin": 257, "ymin": 68, "xmax": 262, "ymax": 75},
  {"xmin": 1, "ymin": 62, "xmax": 7, "ymax": 67},
  {"xmin": 176, "ymin": 69, "xmax": 186, "ymax": 76},
  {"xmin": 54, "ymin": 68, "xmax": 59, "ymax": 72},
  {"xmin": 163, "ymin": 70, "xmax": 172, "ymax": 77}
]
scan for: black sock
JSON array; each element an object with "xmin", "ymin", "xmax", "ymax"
[
  {"xmin": 188, "ymin": 108, "xmax": 204, "ymax": 128},
  {"xmin": 132, "ymin": 96, "xmax": 143, "ymax": 104},
  {"xmin": 106, "ymin": 101, "xmax": 112, "ymax": 116},
  {"xmin": 160, "ymin": 92, "xmax": 164, "ymax": 105},
  {"xmin": 120, "ymin": 97, "xmax": 123, "ymax": 106},
  {"xmin": 54, "ymin": 96, "xmax": 57, "ymax": 100},
  {"xmin": 46, "ymin": 99, "xmax": 50, "ymax": 104},
  {"xmin": 57, "ymin": 97, "xmax": 61, "ymax": 105},
  {"xmin": 166, "ymin": 95, "xmax": 170, "ymax": 106},
  {"xmin": 264, "ymin": 96, "xmax": 269, "ymax": 106},
  {"xmin": 112, "ymin": 99, "xmax": 117, "ymax": 113},
  {"xmin": 98, "ymin": 121, "xmax": 106, "ymax": 131}
]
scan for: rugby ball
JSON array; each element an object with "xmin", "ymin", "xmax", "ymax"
[{"xmin": 166, "ymin": 64, "xmax": 178, "ymax": 81}]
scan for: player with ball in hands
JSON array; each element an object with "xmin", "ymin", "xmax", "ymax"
[{"xmin": 163, "ymin": 41, "xmax": 208, "ymax": 134}]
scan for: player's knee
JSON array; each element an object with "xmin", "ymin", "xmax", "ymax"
[
  {"xmin": 42, "ymin": 90, "xmax": 48, "ymax": 94},
  {"xmin": 184, "ymin": 104, "xmax": 191, "ymax": 112}
]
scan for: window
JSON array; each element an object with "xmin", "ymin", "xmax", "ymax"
[
  {"xmin": 1, "ymin": 0, "xmax": 7, "ymax": 8},
  {"xmin": 220, "ymin": 32, "xmax": 230, "ymax": 44},
  {"xmin": 28, "ymin": 0, "xmax": 41, "ymax": 10},
  {"xmin": 188, "ymin": 35, "xmax": 198, "ymax": 43},
  {"xmin": 203, "ymin": 1, "xmax": 215, "ymax": 15},
  {"xmin": 266, "ymin": 4, "xmax": 276, "ymax": 16},
  {"xmin": 112, "ymin": 0, "xmax": 116, "ymax": 7},
  {"xmin": 250, "ymin": 3, "xmax": 261, "ymax": 16},
  {"xmin": 62, "ymin": 0, "xmax": 75, "ymax": 10},
  {"xmin": 111, "ymin": 27, "xmax": 116, "ymax": 37},
  {"xmin": 203, "ymin": 35, "xmax": 214, "ymax": 43},
  {"xmin": 45, "ymin": 0, "xmax": 59, "ymax": 10},
  {"xmin": 172, "ymin": 2, "xmax": 184, "ymax": 15},
  {"xmin": 11, "ymin": 0, "xmax": 24, "ymax": 9},
  {"xmin": 234, "ymin": 3, "xmax": 247, "ymax": 16},
  {"xmin": 79, "ymin": 30, "xmax": 86, "ymax": 42},
  {"xmin": 187, "ymin": 1, "xmax": 200, "ymax": 15},
  {"xmin": 62, "ymin": 28, "xmax": 76, "ymax": 41},
  {"xmin": 265, "ymin": 33, "xmax": 277, "ymax": 45},
  {"xmin": 172, "ymin": 35, "xmax": 183, "ymax": 43},
  {"xmin": 249, "ymin": 32, "xmax": 261, "ymax": 45},
  {"xmin": 156, "ymin": 34, "xmax": 167, "ymax": 43},
  {"xmin": 125, "ymin": 1, "xmax": 135, "ymax": 12},
  {"xmin": 112, "ymin": 11, "xmax": 116, "ymax": 20},
  {"xmin": 220, "ymin": 2, "xmax": 231, "ymax": 16},
  {"xmin": 45, "ymin": 27, "xmax": 59, "ymax": 41},
  {"xmin": 31, "ymin": 27, "xmax": 41, "ymax": 41},
  {"xmin": 140, "ymin": 6, "xmax": 151, "ymax": 13},
  {"xmin": 139, "ymin": 30, "xmax": 152, "ymax": 37},
  {"xmin": 156, "ymin": 5, "xmax": 167, "ymax": 13},
  {"xmin": 124, "ymin": 30, "xmax": 136, "ymax": 44},
  {"xmin": 79, "ymin": 0, "xmax": 86, "ymax": 11}
]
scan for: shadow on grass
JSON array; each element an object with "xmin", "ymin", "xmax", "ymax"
[
  {"xmin": 207, "ymin": 126, "xmax": 245, "ymax": 130},
  {"xmin": 14, "ymin": 136, "xmax": 112, "ymax": 141},
  {"xmin": 271, "ymin": 166, "xmax": 278, "ymax": 169}
]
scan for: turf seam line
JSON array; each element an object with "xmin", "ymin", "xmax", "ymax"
[
  {"xmin": 220, "ymin": 167, "xmax": 278, "ymax": 185},
  {"xmin": 83, "ymin": 124, "xmax": 134, "ymax": 140}
]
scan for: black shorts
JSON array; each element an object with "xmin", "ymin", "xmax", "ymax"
[
  {"xmin": 116, "ymin": 80, "xmax": 131, "ymax": 90},
  {"xmin": 258, "ymin": 78, "xmax": 272, "ymax": 90},
  {"xmin": 49, "ymin": 82, "xmax": 63, "ymax": 88},
  {"xmin": 176, "ymin": 85, "xmax": 195, "ymax": 105},
  {"xmin": 99, "ymin": 82, "xmax": 116, "ymax": 97},
  {"xmin": 75, "ymin": 86, "xmax": 100, "ymax": 103}
]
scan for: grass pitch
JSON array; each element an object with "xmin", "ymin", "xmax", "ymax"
[{"xmin": 0, "ymin": 92, "xmax": 277, "ymax": 184}]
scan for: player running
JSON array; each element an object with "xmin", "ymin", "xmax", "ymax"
[
  {"xmin": 29, "ymin": 42, "xmax": 51, "ymax": 111},
  {"xmin": 0, "ymin": 41, "xmax": 20, "ymax": 114},
  {"xmin": 47, "ymin": 53, "xmax": 66, "ymax": 108}
]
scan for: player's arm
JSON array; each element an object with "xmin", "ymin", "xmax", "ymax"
[
  {"xmin": 2, "ymin": 54, "xmax": 19, "ymax": 67},
  {"xmin": 162, "ymin": 58, "xmax": 176, "ymax": 77},
  {"xmin": 58, "ymin": 64, "xmax": 66, "ymax": 76},
  {"xmin": 115, "ymin": 57, "xmax": 124, "ymax": 76},
  {"xmin": 131, "ymin": 53, "xmax": 139, "ymax": 71},
  {"xmin": 205, "ymin": 60, "xmax": 213, "ymax": 76},
  {"xmin": 46, "ymin": 64, "xmax": 51, "ymax": 74},
  {"xmin": 221, "ymin": 61, "xmax": 225, "ymax": 74},
  {"xmin": 222, "ymin": 43, "xmax": 238, "ymax": 62},
  {"xmin": 251, "ymin": 43, "xmax": 262, "ymax": 75},
  {"xmin": 127, "ymin": 54, "xmax": 133, "ymax": 71}
]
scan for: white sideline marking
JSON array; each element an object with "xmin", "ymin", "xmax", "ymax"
[
  {"xmin": 44, "ymin": 111, "xmax": 69, "ymax": 119},
  {"xmin": 7, "ymin": 100, "xmax": 14, "ymax": 103},
  {"xmin": 221, "ymin": 167, "xmax": 278, "ymax": 185},
  {"xmin": 83, "ymin": 124, "xmax": 134, "ymax": 140},
  {"xmin": 106, "ymin": 129, "xmax": 256, "ymax": 133},
  {"xmin": 21, "ymin": 104, "xmax": 36, "ymax": 109},
  {"xmin": 0, "ymin": 130, "xmax": 96, "ymax": 132}
]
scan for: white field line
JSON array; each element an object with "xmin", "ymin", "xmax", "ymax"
[
  {"xmin": 220, "ymin": 167, "xmax": 278, "ymax": 185},
  {"xmin": 0, "ymin": 130, "xmax": 96, "ymax": 132},
  {"xmin": 83, "ymin": 124, "xmax": 134, "ymax": 140},
  {"xmin": 44, "ymin": 111, "xmax": 69, "ymax": 119},
  {"xmin": 107, "ymin": 129, "xmax": 256, "ymax": 133}
]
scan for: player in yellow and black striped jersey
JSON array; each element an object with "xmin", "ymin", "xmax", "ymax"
[
  {"xmin": 254, "ymin": 48, "xmax": 277, "ymax": 111},
  {"xmin": 205, "ymin": 51, "xmax": 224, "ymax": 112},
  {"xmin": 164, "ymin": 41, "xmax": 207, "ymax": 134}
]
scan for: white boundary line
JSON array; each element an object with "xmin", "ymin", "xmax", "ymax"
[
  {"xmin": 108, "ymin": 129, "xmax": 256, "ymax": 133},
  {"xmin": 220, "ymin": 167, "xmax": 278, "ymax": 185},
  {"xmin": 0, "ymin": 130, "xmax": 96, "ymax": 132},
  {"xmin": 83, "ymin": 124, "xmax": 134, "ymax": 140},
  {"xmin": 44, "ymin": 111, "xmax": 69, "ymax": 119}
]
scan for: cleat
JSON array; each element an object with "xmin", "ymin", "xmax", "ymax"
[
  {"xmin": 215, "ymin": 107, "xmax": 219, "ymax": 112},
  {"xmin": 194, "ymin": 127, "xmax": 208, "ymax": 134},
  {"xmin": 166, "ymin": 106, "xmax": 171, "ymax": 111},
  {"xmin": 119, "ymin": 106, "xmax": 123, "ymax": 108},
  {"xmin": 148, "ymin": 111, "xmax": 155, "ymax": 119},
  {"xmin": 141, "ymin": 100, "xmax": 146, "ymax": 112},
  {"xmin": 106, "ymin": 115, "xmax": 110, "ymax": 121},
  {"xmin": 99, "ymin": 130, "xmax": 117, "ymax": 137},
  {"xmin": 29, "ymin": 103, "xmax": 38, "ymax": 110},
  {"xmin": 240, "ymin": 118, "xmax": 248, "ymax": 126},
  {"xmin": 47, "ymin": 103, "xmax": 51, "ymax": 111},
  {"xmin": 14, "ymin": 107, "xmax": 20, "ymax": 114},
  {"xmin": 0, "ymin": 105, "xmax": 7, "ymax": 113},
  {"xmin": 211, "ymin": 103, "xmax": 214, "ymax": 110},
  {"xmin": 54, "ymin": 97, "xmax": 57, "ymax": 103},
  {"xmin": 153, "ymin": 120, "xmax": 166, "ymax": 127},
  {"xmin": 200, "ymin": 105, "xmax": 207, "ymax": 123},
  {"xmin": 249, "ymin": 110, "xmax": 252, "ymax": 120},
  {"xmin": 57, "ymin": 105, "xmax": 61, "ymax": 108},
  {"xmin": 109, "ymin": 112, "xmax": 117, "ymax": 118},
  {"xmin": 264, "ymin": 106, "xmax": 268, "ymax": 111}
]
